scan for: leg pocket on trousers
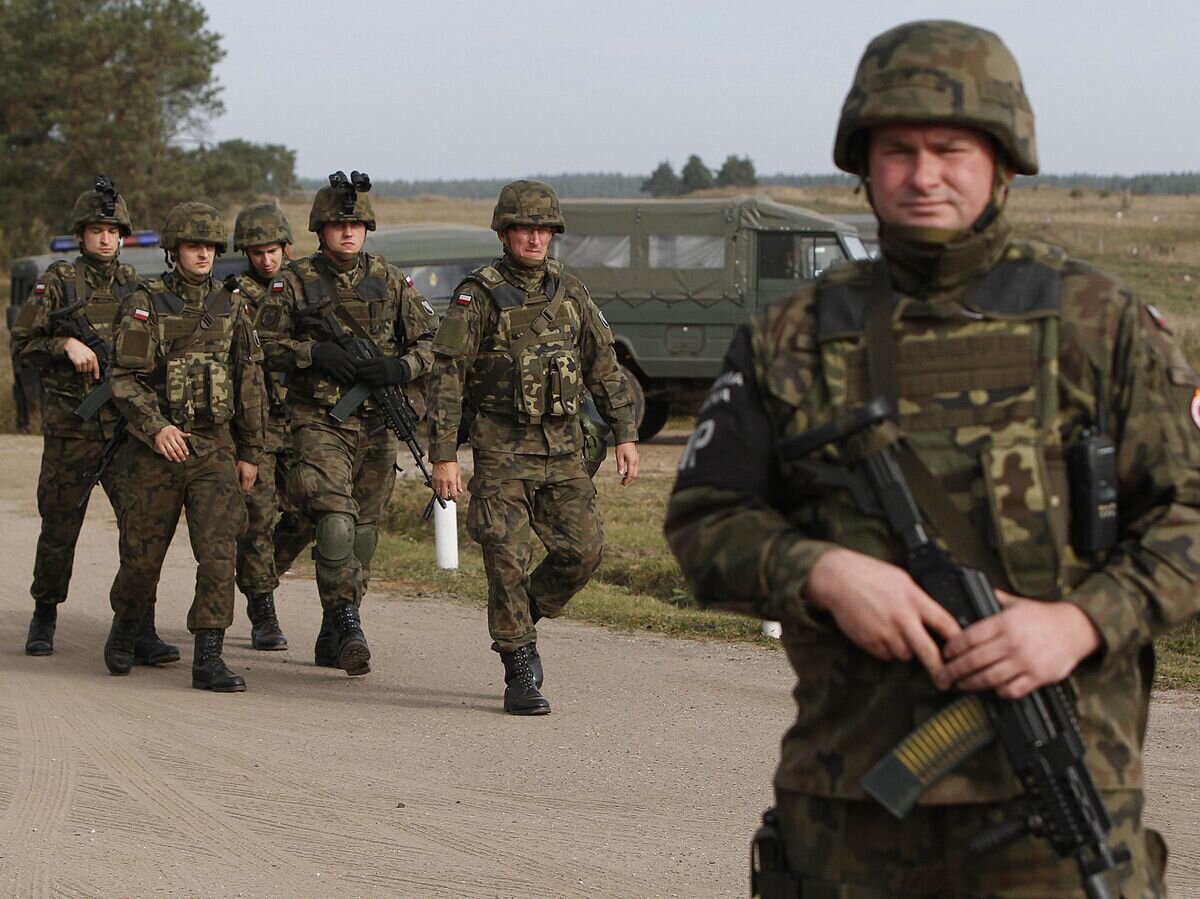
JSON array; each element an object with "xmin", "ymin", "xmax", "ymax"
[{"xmin": 466, "ymin": 479, "xmax": 507, "ymax": 544}]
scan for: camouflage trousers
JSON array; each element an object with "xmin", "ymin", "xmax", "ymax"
[
  {"xmin": 235, "ymin": 442, "xmax": 293, "ymax": 596},
  {"xmin": 108, "ymin": 437, "xmax": 247, "ymax": 632},
  {"xmin": 31, "ymin": 434, "xmax": 125, "ymax": 605},
  {"xmin": 285, "ymin": 415, "xmax": 397, "ymax": 610},
  {"xmin": 768, "ymin": 789, "xmax": 1166, "ymax": 898},
  {"xmin": 465, "ymin": 450, "xmax": 602, "ymax": 652}
]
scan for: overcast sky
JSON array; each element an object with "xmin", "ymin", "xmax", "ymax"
[{"xmin": 197, "ymin": 0, "xmax": 1198, "ymax": 181}]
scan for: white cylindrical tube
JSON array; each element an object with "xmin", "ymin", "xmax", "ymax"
[
  {"xmin": 762, "ymin": 620, "xmax": 782, "ymax": 639},
  {"xmin": 434, "ymin": 498, "xmax": 458, "ymax": 570}
]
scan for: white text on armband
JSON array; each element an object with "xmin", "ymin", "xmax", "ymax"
[
  {"xmin": 678, "ymin": 419, "xmax": 715, "ymax": 470},
  {"xmin": 699, "ymin": 388, "xmax": 731, "ymax": 412}
]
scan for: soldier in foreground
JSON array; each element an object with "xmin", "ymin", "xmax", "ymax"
[
  {"xmin": 665, "ymin": 20, "xmax": 1197, "ymax": 897},
  {"xmin": 12, "ymin": 177, "xmax": 175, "ymax": 666},
  {"xmin": 105, "ymin": 203, "xmax": 265, "ymax": 692},
  {"xmin": 227, "ymin": 203, "xmax": 295, "ymax": 651},
  {"xmin": 427, "ymin": 180, "xmax": 640, "ymax": 715},
  {"xmin": 258, "ymin": 172, "xmax": 438, "ymax": 675}
]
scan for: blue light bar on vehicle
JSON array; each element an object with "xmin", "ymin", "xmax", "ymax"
[{"xmin": 48, "ymin": 230, "xmax": 161, "ymax": 253}]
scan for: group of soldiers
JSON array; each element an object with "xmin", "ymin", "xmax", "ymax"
[
  {"xmin": 13, "ymin": 14, "xmax": 1200, "ymax": 896},
  {"xmin": 13, "ymin": 171, "xmax": 639, "ymax": 712}
]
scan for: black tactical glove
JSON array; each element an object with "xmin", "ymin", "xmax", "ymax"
[
  {"xmin": 357, "ymin": 356, "xmax": 410, "ymax": 387},
  {"xmin": 310, "ymin": 341, "xmax": 359, "ymax": 385}
]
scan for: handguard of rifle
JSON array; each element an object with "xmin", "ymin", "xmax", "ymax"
[{"xmin": 860, "ymin": 694, "xmax": 994, "ymax": 818}]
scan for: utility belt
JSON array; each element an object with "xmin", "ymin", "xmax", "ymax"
[{"xmin": 751, "ymin": 809, "xmax": 908, "ymax": 899}]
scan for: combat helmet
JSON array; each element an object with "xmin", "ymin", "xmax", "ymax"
[
  {"xmin": 491, "ymin": 180, "xmax": 565, "ymax": 234},
  {"xmin": 70, "ymin": 175, "xmax": 133, "ymax": 236},
  {"xmin": 233, "ymin": 203, "xmax": 294, "ymax": 251},
  {"xmin": 161, "ymin": 202, "xmax": 227, "ymax": 253},
  {"xmin": 309, "ymin": 170, "xmax": 376, "ymax": 232},
  {"xmin": 834, "ymin": 20, "xmax": 1038, "ymax": 177}
]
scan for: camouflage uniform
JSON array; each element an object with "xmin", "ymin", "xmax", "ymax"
[
  {"xmin": 106, "ymin": 203, "xmax": 264, "ymax": 690},
  {"xmin": 10, "ymin": 179, "xmax": 174, "ymax": 662},
  {"xmin": 665, "ymin": 21, "xmax": 1194, "ymax": 898},
  {"xmin": 426, "ymin": 180, "xmax": 638, "ymax": 712},
  {"xmin": 228, "ymin": 203, "xmax": 301, "ymax": 650},
  {"xmin": 259, "ymin": 177, "xmax": 438, "ymax": 675}
]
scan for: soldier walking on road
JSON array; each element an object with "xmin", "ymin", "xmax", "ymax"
[
  {"xmin": 105, "ymin": 203, "xmax": 265, "ymax": 692},
  {"xmin": 665, "ymin": 20, "xmax": 1198, "ymax": 897},
  {"xmin": 427, "ymin": 180, "xmax": 640, "ymax": 715},
  {"xmin": 11, "ymin": 177, "xmax": 176, "ymax": 665},
  {"xmin": 226, "ymin": 203, "xmax": 296, "ymax": 651},
  {"xmin": 258, "ymin": 172, "xmax": 439, "ymax": 676}
]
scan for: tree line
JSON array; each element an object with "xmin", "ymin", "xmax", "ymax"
[{"xmin": 0, "ymin": 0, "xmax": 297, "ymax": 264}]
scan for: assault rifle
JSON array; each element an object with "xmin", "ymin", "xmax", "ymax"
[
  {"xmin": 47, "ymin": 299, "xmax": 126, "ymax": 509},
  {"xmin": 299, "ymin": 296, "xmax": 445, "ymax": 517},
  {"xmin": 778, "ymin": 397, "xmax": 1128, "ymax": 899}
]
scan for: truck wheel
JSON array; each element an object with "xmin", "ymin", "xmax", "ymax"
[
  {"xmin": 619, "ymin": 364, "xmax": 646, "ymax": 438},
  {"xmin": 638, "ymin": 400, "xmax": 670, "ymax": 441}
]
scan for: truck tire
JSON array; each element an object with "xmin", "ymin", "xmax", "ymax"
[
  {"xmin": 619, "ymin": 364, "xmax": 646, "ymax": 438},
  {"xmin": 638, "ymin": 400, "xmax": 670, "ymax": 441}
]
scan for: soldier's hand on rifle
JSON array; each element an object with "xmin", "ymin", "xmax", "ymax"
[
  {"xmin": 805, "ymin": 547, "xmax": 962, "ymax": 680},
  {"xmin": 357, "ymin": 356, "xmax": 410, "ymax": 387},
  {"xmin": 937, "ymin": 592, "xmax": 1103, "ymax": 699},
  {"xmin": 311, "ymin": 341, "xmax": 358, "ymax": 385},
  {"xmin": 615, "ymin": 442, "xmax": 639, "ymax": 486},
  {"xmin": 431, "ymin": 460, "xmax": 462, "ymax": 502},
  {"xmin": 63, "ymin": 337, "xmax": 101, "ymax": 380},
  {"xmin": 236, "ymin": 461, "xmax": 258, "ymax": 495},
  {"xmin": 154, "ymin": 424, "xmax": 191, "ymax": 462}
]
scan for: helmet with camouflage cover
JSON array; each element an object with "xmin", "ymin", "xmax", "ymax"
[
  {"xmin": 70, "ymin": 175, "xmax": 133, "ymax": 236},
  {"xmin": 233, "ymin": 203, "xmax": 293, "ymax": 251},
  {"xmin": 834, "ymin": 20, "xmax": 1038, "ymax": 177},
  {"xmin": 161, "ymin": 202, "xmax": 227, "ymax": 254},
  {"xmin": 308, "ymin": 170, "xmax": 376, "ymax": 232},
  {"xmin": 491, "ymin": 180, "xmax": 565, "ymax": 234}
]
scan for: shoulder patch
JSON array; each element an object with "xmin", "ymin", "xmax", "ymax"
[
  {"xmin": 455, "ymin": 293, "xmax": 472, "ymax": 306},
  {"xmin": 1145, "ymin": 303, "xmax": 1172, "ymax": 334},
  {"xmin": 133, "ymin": 308, "xmax": 150, "ymax": 321},
  {"xmin": 405, "ymin": 274, "xmax": 414, "ymax": 288},
  {"xmin": 271, "ymin": 279, "xmax": 285, "ymax": 293},
  {"xmin": 33, "ymin": 283, "xmax": 46, "ymax": 296},
  {"xmin": 421, "ymin": 299, "xmax": 435, "ymax": 316},
  {"xmin": 597, "ymin": 309, "xmax": 610, "ymax": 328}
]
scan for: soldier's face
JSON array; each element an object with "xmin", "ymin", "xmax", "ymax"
[
  {"xmin": 81, "ymin": 223, "xmax": 121, "ymax": 258},
  {"xmin": 867, "ymin": 124, "xmax": 998, "ymax": 231},
  {"xmin": 175, "ymin": 240, "xmax": 215, "ymax": 277},
  {"xmin": 321, "ymin": 222, "xmax": 367, "ymax": 255},
  {"xmin": 247, "ymin": 243, "xmax": 284, "ymax": 277},
  {"xmin": 500, "ymin": 225, "xmax": 554, "ymax": 263}
]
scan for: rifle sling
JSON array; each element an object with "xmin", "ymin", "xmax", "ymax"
[{"xmin": 864, "ymin": 263, "xmax": 1008, "ymax": 586}]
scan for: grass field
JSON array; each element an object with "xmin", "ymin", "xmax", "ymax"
[{"xmin": 6, "ymin": 185, "xmax": 1200, "ymax": 684}]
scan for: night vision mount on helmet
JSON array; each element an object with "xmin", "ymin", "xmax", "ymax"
[
  {"xmin": 309, "ymin": 170, "xmax": 377, "ymax": 232},
  {"xmin": 70, "ymin": 174, "xmax": 133, "ymax": 237}
]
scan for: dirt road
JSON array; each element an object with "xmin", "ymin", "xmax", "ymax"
[{"xmin": 0, "ymin": 433, "xmax": 1195, "ymax": 898}]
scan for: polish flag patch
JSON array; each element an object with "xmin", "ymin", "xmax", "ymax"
[
  {"xmin": 455, "ymin": 293, "xmax": 472, "ymax": 306},
  {"xmin": 271, "ymin": 280, "xmax": 285, "ymax": 293},
  {"xmin": 34, "ymin": 283, "xmax": 46, "ymax": 296},
  {"xmin": 1146, "ymin": 303, "xmax": 1172, "ymax": 334},
  {"xmin": 132, "ymin": 308, "xmax": 150, "ymax": 321},
  {"xmin": 404, "ymin": 274, "xmax": 414, "ymax": 287}
]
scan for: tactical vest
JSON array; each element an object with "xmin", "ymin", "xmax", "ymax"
[
  {"xmin": 798, "ymin": 250, "xmax": 1087, "ymax": 600},
  {"xmin": 146, "ymin": 282, "xmax": 238, "ymax": 429},
  {"xmin": 230, "ymin": 272, "xmax": 288, "ymax": 414},
  {"xmin": 289, "ymin": 254, "xmax": 396, "ymax": 408},
  {"xmin": 466, "ymin": 265, "xmax": 584, "ymax": 424},
  {"xmin": 43, "ymin": 259, "xmax": 137, "ymax": 385}
]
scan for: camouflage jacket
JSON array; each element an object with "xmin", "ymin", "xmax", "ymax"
[
  {"xmin": 258, "ymin": 251, "xmax": 439, "ymax": 426},
  {"xmin": 665, "ymin": 232, "xmax": 1200, "ymax": 804},
  {"xmin": 426, "ymin": 255, "xmax": 638, "ymax": 462},
  {"xmin": 108, "ymin": 269, "xmax": 266, "ymax": 464},
  {"xmin": 10, "ymin": 254, "xmax": 138, "ymax": 438},
  {"xmin": 228, "ymin": 269, "xmax": 291, "ymax": 451}
]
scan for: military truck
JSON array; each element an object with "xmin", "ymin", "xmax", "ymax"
[{"xmin": 554, "ymin": 195, "xmax": 870, "ymax": 439}]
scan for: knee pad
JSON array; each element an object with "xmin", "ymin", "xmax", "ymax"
[
  {"xmin": 314, "ymin": 512, "xmax": 356, "ymax": 567},
  {"xmin": 354, "ymin": 523, "xmax": 379, "ymax": 566}
]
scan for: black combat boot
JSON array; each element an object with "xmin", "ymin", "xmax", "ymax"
[
  {"xmin": 313, "ymin": 608, "xmax": 338, "ymax": 667},
  {"xmin": 191, "ymin": 629, "xmax": 246, "ymax": 692},
  {"xmin": 499, "ymin": 646, "xmax": 551, "ymax": 716},
  {"xmin": 133, "ymin": 605, "xmax": 181, "ymax": 665},
  {"xmin": 104, "ymin": 615, "xmax": 137, "ymax": 675},
  {"xmin": 329, "ymin": 602, "xmax": 371, "ymax": 676},
  {"xmin": 246, "ymin": 592, "xmax": 288, "ymax": 651},
  {"xmin": 25, "ymin": 601, "xmax": 57, "ymax": 656}
]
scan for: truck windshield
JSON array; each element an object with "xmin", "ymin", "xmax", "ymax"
[{"xmin": 757, "ymin": 232, "xmax": 849, "ymax": 283}]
